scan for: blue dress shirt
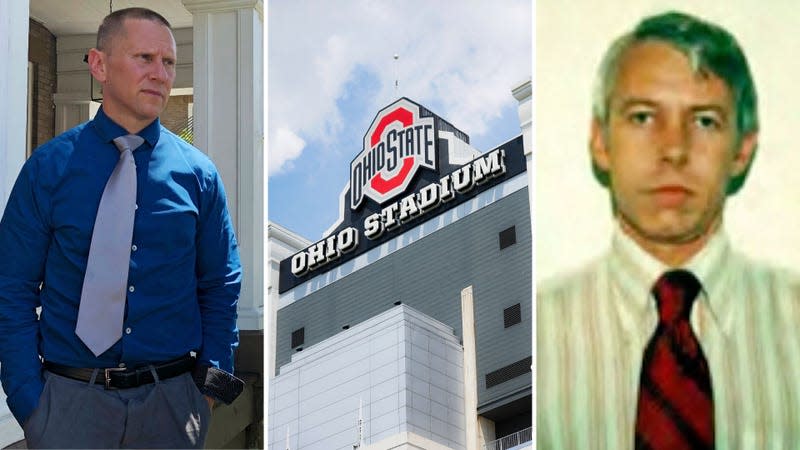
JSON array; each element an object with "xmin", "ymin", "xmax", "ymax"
[{"xmin": 0, "ymin": 107, "xmax": 242, "ymax": 425}]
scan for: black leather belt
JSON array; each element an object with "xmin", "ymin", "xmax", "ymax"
[{"xmin": 44, "ymin": 355, "xmax": 195, "ymax": 389}]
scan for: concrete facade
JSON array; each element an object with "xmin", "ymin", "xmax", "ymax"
[
  {"xmin": 269, "ymin": 305, "xmax": 466, "ymax": 450},
  {"xmin": 275, "ymin": 186, "xmax": 532, "ymax": 412}
]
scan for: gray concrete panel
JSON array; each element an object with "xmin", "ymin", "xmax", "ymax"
[{"xmin": 276, "ymin": 189, "xmax": 532, "ymax": 412}]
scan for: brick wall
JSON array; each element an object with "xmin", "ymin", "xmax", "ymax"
[
  {"xmin": 161, "ymin": 95, "xmax": 193, "ymax": 134},
  {"xmin": 28, "ymin": 19, "xmax": 56, "ymax": 149}
]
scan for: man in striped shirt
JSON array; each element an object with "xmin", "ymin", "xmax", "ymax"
[{"xmin": 537, "ymin": 11, "xmax": 800, "ymax": 449}]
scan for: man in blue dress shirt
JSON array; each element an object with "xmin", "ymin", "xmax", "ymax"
[{"xmin": 0, "ymin": 7, "xmax": 242, "ymax": 448}]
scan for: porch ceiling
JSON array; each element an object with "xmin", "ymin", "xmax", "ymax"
[{"xmin": 29, "ymin": 0, "xmax": 193, "ymax": 37}]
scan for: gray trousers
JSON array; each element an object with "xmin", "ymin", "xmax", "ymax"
[{"xmin": 22, "ymin": 369, "xmax": 211, "ymax": 449}]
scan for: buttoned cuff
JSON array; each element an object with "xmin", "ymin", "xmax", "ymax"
[{"xmin": 191, "ymin": 364, "xmax": 244, "ymax": 405}]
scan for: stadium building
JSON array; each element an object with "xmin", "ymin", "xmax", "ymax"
[{"xmin": 268, "ymin": 81, "xmax": 532, "ymax": 450}]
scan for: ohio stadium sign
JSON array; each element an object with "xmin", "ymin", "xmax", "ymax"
[
  {"xmin": 350, "ymin": 98, "xmax": 436, "ymax": 210},
  {"xmin": 278, "ymin": 97, "xmax": 527, "ymax": 293}
]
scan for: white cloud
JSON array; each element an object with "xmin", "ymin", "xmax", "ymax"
[
  {"xmin": 268, "ymin": 0, "xmax": 532, "ymax": 165},
  {"xmin": 269, "ymin": 126, "xmax": 306, "ymax": 175}
]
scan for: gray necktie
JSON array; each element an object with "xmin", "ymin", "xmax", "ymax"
[{"xmin": 76, "ymin": 134, "xmax": 143, "ymax": 356}]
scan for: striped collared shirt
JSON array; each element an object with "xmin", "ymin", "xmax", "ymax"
[{"xmin": 537, "ymin": 225, "xmax": 800, "ymax": 449}]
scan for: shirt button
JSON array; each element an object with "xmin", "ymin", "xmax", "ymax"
[
  {"xmin": 131, "ymin": 244, "xmax": 138, "ymax": 251},
  {"xmin": 125, "ymin": 327, "xmax": 132, "ymax": 335},
  {"xmin": 135, "ymin": 204, "xmax": 139, "ymax": 210},
  {"xmin": 128, "ymin": 285, "xmax": 135, "ymax": 293}
]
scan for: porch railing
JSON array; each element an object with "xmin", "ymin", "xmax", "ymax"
[
  {"xmin": 176, "ymin": 115, "xmax": 194, "ymax": 145},
  {"xmin": 483, "ymin": 426, "xmax": 533, "ymax": 450}
]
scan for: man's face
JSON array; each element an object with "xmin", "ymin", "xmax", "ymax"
[
  {"xmin": 591, "ymin": 41, "xmax": 757, "ymax": 249},
  {"xmin": 89, "ymin": 18, "xmax": 176, "ymax": 131}
]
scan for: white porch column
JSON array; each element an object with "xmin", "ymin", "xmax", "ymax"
[
  {"xmin": 0, "ymin": 2, "xmax": 29, "ymax": 446},
  {"xmin": 182, "ymin": 0, "xmax": 264, "ymax": 331},
  {"xmin": 0, "ymin": 0, "xmax": 30, "ymax": 216}
]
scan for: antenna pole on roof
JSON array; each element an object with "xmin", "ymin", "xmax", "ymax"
[{"xmin": 393, "ymin": 53, "xmax": 399, "ymax": 97}]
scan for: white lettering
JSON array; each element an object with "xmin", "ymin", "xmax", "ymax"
[
  {"xmin": 440, "ymin": 175, "xmax": 455, "ymax": 202},
  {"xmin": 399, "ymin": 193, "xmax": 420, "ymax": 223},
  {"xmin": 298, "ymin": 145, "xmax": 511, "ymax": 278},
  {"xmin": 307, "ymin": 242, "xmax": 326, "ymax": 269},
  {"xmin": 384, "ymin": 203, "xmax": 401, "ymax": 231},
  {"xmin": 289, "ymin": 226, "xmax": 361, "ymax": 276},
  {"xmin": 452, "ymin": 165, "xmax": 473, "ymax": 193},
  {"xmin": 473, "ymin": 148, "xmax": 506, "ymax": 184},
  {"xmin": 364, "ymin": 213, "xmax": 384, "ymax": 240},
  {"xmin": 324, "ymin": 235, "xmax": 338, "ymax": 259},
  {"xmin": 339, "ymin": 227, "xmax": 359, "ymax": 253},
  {"xmin": 291, "ymin": 253, "xmax": 308, "ymax": 276},
  {"xmin": 417, "ymin": 183, "xmax": 441, "ymax": 213}
]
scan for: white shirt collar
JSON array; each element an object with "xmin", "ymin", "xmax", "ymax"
[{"xmin": 607, "ymin": 221, "xmax": 734, "ymax": 338}]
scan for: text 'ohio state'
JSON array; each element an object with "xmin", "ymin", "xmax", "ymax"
[{"xmin": 290, "ymin": 148, "xmax": 507, "ymax": 277}]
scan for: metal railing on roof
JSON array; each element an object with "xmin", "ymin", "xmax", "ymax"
[{"xmin": 483, "ymin": 426, "xmax": 533, "ymax": 450}]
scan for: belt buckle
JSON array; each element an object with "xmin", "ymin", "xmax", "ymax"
[{"xmin": 104, "ymin": 367, "xmax": 127, "ymax": 390}]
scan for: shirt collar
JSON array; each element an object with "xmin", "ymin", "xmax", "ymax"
[
  {"xmin": 607, "ymin": 220, "xmax": 733, "ymax": 335},
  {"xmin": 89, "ymin": 106, "xmax": 161, "ymax": 148}
]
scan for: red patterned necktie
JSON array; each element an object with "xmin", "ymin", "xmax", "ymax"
[{"xmin": 634, "ymin": 269, "xmax": 714, "ymax": 450}]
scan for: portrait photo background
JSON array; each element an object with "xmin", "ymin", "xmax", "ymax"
[{"xmin": 536, "ymin": 0, "xmax": 800, "ymax": 281}]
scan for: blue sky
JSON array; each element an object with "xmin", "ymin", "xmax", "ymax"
[{"xmin": 267, "ymin": 1, "xmax": 532, "ymax": 241}]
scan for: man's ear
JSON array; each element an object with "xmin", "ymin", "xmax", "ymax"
[
  {"xmin": 590, "ymin": 118, "xmax": 611, "ymax": 171},
  {"xmin": 731, "ymin": 131, "xmax": 758, "ymax": 178},
  {"xmin": 87, "ymin": 48, "xmax": 107, "ymax": 84},
  {"xmin": 589, "ymin": 118, "xmax": 613, "ymax": 189}
]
